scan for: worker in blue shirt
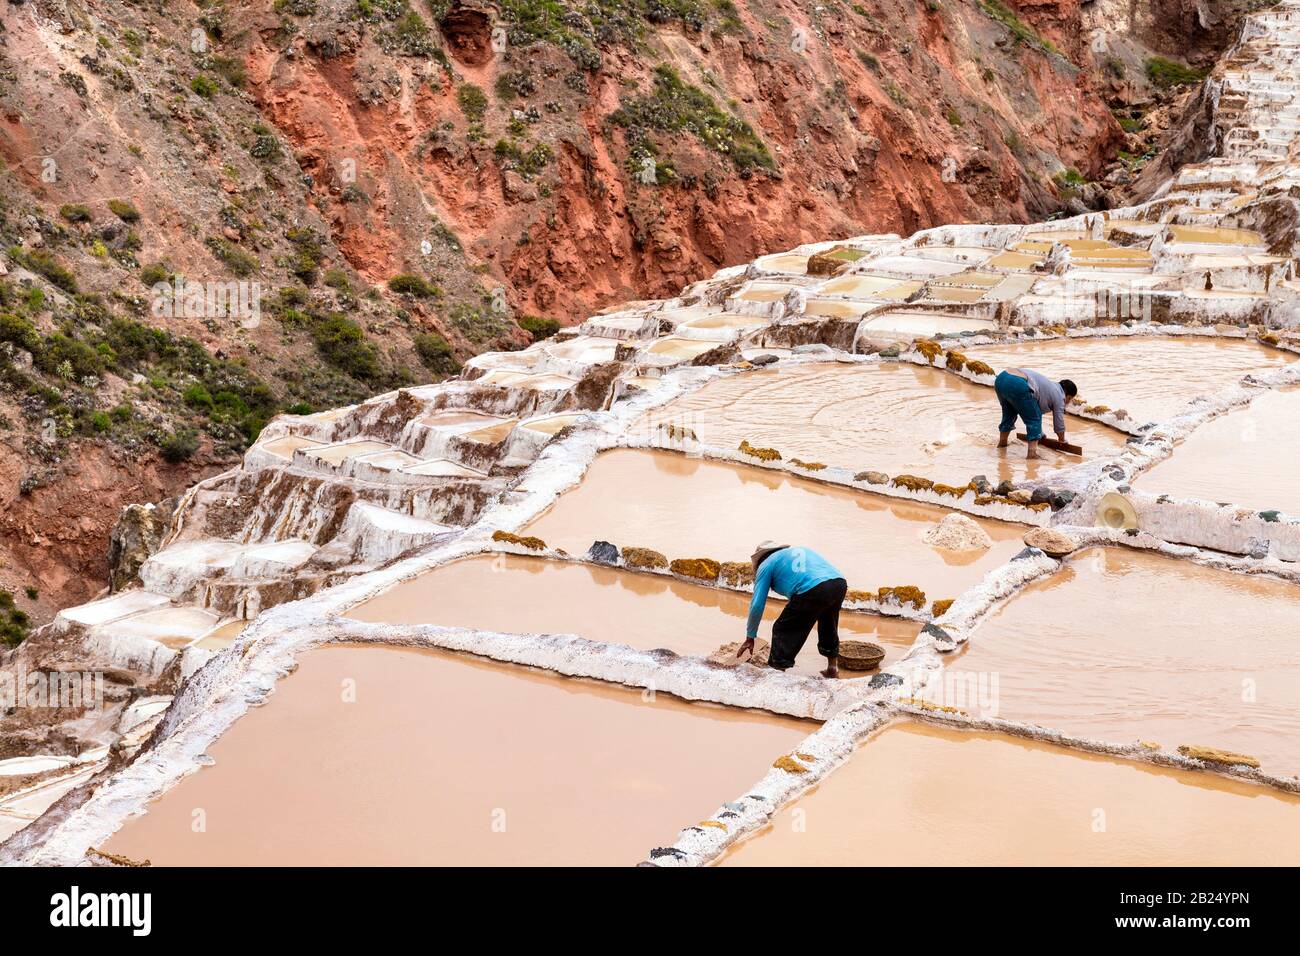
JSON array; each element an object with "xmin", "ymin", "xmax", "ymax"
[{"xmin": 736, "ymin": 541, "xmax": 848, "ymax": 678}]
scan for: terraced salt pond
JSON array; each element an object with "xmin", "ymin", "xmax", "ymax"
[
  {"xmin": 644, "ymin": 362, "xmax": 1126, "ymax": 484},
  {"xmin": 524, "ymin": 450, "xmax": 1024, "ymax": 601},
  {"xmin": 952, "ymin": 548, "xmax": 1300, "ymax": 773},
  {"xmin": 347, "ymin": 554, "xmax": 919, "ymax": 676},
  {"xmin": 718, "ymin": 722, "xmax": 1300, "ymax": 866},
  {"xmin": 0, "ymin": 768, "xmax": 97, "ymax": 843},
  {"xmin": 968, "ymin": 337, "xmax": 1289, "ymax": 425},
  {"xmin": 103, "ymin": 644, "xmax": 810, "ymax": 866},
  {"xmin": 1139, "ymin": 383, "xmax": 1300, "ymax": 513}
]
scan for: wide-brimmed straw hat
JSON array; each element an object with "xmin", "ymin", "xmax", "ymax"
[
  {"xmin": 1096, "ymin": 492, "xmax": 1138, "ymax": 531},
  {"xmin": 750, "ymin": 540, "xmax": 790, "ymax": 572}
]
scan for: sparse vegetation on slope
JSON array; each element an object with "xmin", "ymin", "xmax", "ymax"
[{"xmin": 611, "ymin": 65, "xmax": 775, "ymax": 175}]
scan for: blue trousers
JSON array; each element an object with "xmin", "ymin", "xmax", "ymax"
[{"xmin": 995, "ymin": 371, "xmax": 1043, "ymax": 442}]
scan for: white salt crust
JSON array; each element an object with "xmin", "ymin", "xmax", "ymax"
[{"xmin": 11, "ymin": 0, "xmax": 1300, "ymax": 866}]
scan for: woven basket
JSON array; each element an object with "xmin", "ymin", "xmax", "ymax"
[{"xmin": 838, "ymin": 640, "xmax": 885, "ymax": 671}]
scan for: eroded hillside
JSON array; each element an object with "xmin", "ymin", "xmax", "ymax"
[{"xmin": 0, "ymin": 0, "xmax": 1256, "ymax": 616}]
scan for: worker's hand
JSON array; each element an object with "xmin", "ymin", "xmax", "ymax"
[
  {"xmin": 1056, "ymin": 432, "xmax": 1067, "ymax": 444},
  {"xmin": 736, "ymin": 638, "xmax": 755, "ymax": 660}
]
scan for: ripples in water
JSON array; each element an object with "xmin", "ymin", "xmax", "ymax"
[{"xmin": 644, "ymin": 362, "xmax": 1127, "ymax": 485}]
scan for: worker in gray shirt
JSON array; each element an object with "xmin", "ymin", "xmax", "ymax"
[{"xmin": 994, "ymin": 367, "xmax": 1077, "ymax": 459}]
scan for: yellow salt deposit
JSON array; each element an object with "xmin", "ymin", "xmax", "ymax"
[
  {"xmin": 643, "ymin": 362, "xmax": 1125, "ymax": 484},
  {"xmin": 524, "ymin": 450, "xmax": 1024, "ymax": 597},
  {"xmin": 347, "ymin": 553, "xmax": 919, "ymax": 676}
]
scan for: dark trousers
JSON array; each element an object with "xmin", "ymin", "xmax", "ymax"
[
  {"xmin": 995, "ymin": 370, "xmax": 1044, "ymax": 442},
  {"xmin": 769, "ymin": 578, "xmax": 848, "ymax": 669}
]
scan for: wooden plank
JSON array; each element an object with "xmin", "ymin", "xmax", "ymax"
[{"xmin": 1016, "ymin": 433, "xmax": 1083, "ymax": 455}]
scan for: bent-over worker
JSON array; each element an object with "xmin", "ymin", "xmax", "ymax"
[
  {"xmin": 994, "ymin": 366, "xmax": 1078, "ymax": 459},
  {"xmin": 737, "ymin": 541, "xmax": 848, "ymax": 679}
]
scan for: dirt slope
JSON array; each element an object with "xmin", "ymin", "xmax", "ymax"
[{"xmin": 0, "ymin": 0, "xmax": 1256, "ymax": 616}]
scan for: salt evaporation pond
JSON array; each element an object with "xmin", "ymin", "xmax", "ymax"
[
  {"xmin": 103, "ymin": 644, "xmax": 810, "ymax": 866},
  {"xmin": 347, "ymin": 554, "xmax": 919, "ymax": 676},
  {"xmin": 1139, "ymin": 383, "xmax": 1300, "ymax": 514},
  {"xmin": 643, "ymin": 363, "xmax": 1127, "ymax": 484},
  {"xmin": 952, "ymin": 547, "xmax": 1300, "ymax": 773},
  {"xmin": 968, "ymin": 337, "xmax": 1289, "ymax": 425},
  {"xmin": 718, "ymin": 722, "xmax": 1300, "ymax": 866},
  {"xmin": 524, "ymin": 450, "xmax": 1025, "ymax": 601}
]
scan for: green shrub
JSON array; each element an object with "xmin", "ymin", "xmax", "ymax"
[
  {"xmin": 286, "ymin": 401, "xmax": 314, "ymax": 415},
  {"xmin": 0, "ymin": 312, "xmax": 41, "ymax": 353},
  {"xmin": 610, "ymin": 65, "xmax": 775, "ymax": 174},
  {"xmin": 39, "ymin": 333, "xmax": 105, "ymax": 380},
  {"xmin": 494, "ymin": 138, "xmax": 553, "ymax": 177},
  {"xmin": 140, "ymin": 262, "xmax": 170, "ymax": 286},
  {"xmin": 496, "ymin": 0, "xmax": 713, "ymax": 69},
  {"xmin": 205, "ymin": 236, "xmax": 258, "ymax": 277},
  {"xmin": 249, "ymin": 123, "xmax": 282, "ymax": 161},
  {"xmin": 449, "ymin": 300, "xmax": 512, "ymax": 345},
  {"xmin": 278, "ymin": 285, "xmax": 309, "ymax": 307},
  {"xmin": 457, "ymin": 83, "xmax": 488, "ymax": 121},
  {"xmin": 59, "ymin": 203, "xmax": 93, "ymax": 223},
  {"xmin": 0, "ymin": 589, "xmax": 28, "ymax": 647},
  {"xmin": 413, "ymin": 331, "xmax": 459, "ymax": 374},
  {"xmin": 15, "ymin": 249, "xmax": 78, "ymax": 294},
  {"xmin": 323, "ymin": 268, "xmax": 352, "ymax": 291},
  {"xmin": 520, "ymin": 142, "xmax": 553, "ymax": 176},
  {"xmin": 518, "ymin": 314, "xmax": 560, "ymax": 341},
  {"xmin": 308, "ymin": 312, "xmax": 381, "ymax": 380},
  {"xmin": 386, "ymin": 9, "xmax": 437, "ymax": 56},
  {"xmin": 183, "ymin": 383, "xmax": 214, "ymax": 409},
  {"xmin": 160, "ymin": 427, "xmax": 200, "ymax": 462},
  {"xmin": 979, "ymin": 0, "xmax": 1055, "ymax": 51},
  {"xmin": 102, "ymin": 317, "xmax": 277, "ymax": 446},
  {"xmin": 191, "ymin": 74, "xmax": 218, "ymax": 98},
  {"xmin": 285, "ymin": 227, "xmax": 322, "ymax": 285},
  {"xmin": 388, "ymin": 273, "xmax": 439, "ymax": 297},
  {"xmin": 108, "ymin": 198, "xmax": 141, "ymax": 222},
  {"xmin": 495, "ymin": 70, "xmax": 537, "ymax": 100},
  {"xmin": 1145, "ymin": 56, "xmax": 1206, "ymax": 89}
]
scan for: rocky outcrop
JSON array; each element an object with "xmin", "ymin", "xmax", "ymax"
[{"xmin": 107, "ymin": 502, "xmax": 176, "ymax": 595}]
